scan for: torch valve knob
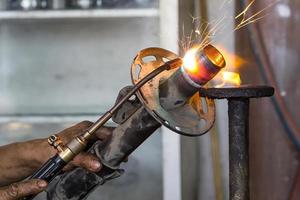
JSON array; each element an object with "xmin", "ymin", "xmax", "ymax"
[{"xmin": 48, "ymin": 134, "xmax": 65, "ymax": 152}]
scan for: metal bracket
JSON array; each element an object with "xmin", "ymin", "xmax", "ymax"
[{"xmin": 131, "ymin": 47, "xmax": 216, "ymax": 136}]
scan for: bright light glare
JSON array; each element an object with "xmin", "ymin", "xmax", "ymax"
[
  {"xmin": 183, "ymin": 48, "xmax": 199, "ymax": 74},
  {"xmin": 215, "ymin": 71, "xmax": 241, "ymax": 87}
]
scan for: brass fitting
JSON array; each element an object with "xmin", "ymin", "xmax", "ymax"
[{"xmin": 58, "ymin": 135, "xmax": 88, "ymax": 162}]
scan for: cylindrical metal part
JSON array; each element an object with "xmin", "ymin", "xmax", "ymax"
[
  {"xmin": 99, "ymin": 107, "xmax": 160, "ymax": 169},
  {"xmin": 182, "ymin": 44, "xmax": 225, "ymax": 86},
  {"xmin": 228, "ymin": 98, "xmax": 250, "ymax": 200},
  {"xmin": 58, "ymin": 136, "xmax": 87, "ymax": 162},
  {"xmin": 159, "ymin": 67, "xmax": 198, "ymax": 109},
  {"xmin": 159, "ymin": 45, "xmax": 225, "ymax": 110}
]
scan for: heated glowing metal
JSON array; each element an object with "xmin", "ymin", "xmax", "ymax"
[
  {"xmin": 182, "ymin": 44, "xmax": 226, "ymax": 86},
  {"xmin": 159, "ymin": 45, "xmax": 226, "ymax": 110},
  {"xmin": 210, "ymin": 45, "xmax": 243, "ymax": 87}
]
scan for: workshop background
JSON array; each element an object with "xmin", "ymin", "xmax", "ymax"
[{"xmin": 0, "ymin": 0, "xmax": 298, "ymax": 200}]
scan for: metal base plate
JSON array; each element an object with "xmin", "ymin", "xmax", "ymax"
[{"xmin": 198, "ymin": 85, "xmax": 275, "ymax": 99}]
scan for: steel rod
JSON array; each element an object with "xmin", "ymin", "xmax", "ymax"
[{"xmin": 228, "ymin": 98, "xmax": 250, "ymax": 200}]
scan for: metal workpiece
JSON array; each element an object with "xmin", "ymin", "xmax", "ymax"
[
  {"xmin": 199, "ymin": 85, "xmax": 274, "ymax": 200},
  {"xmin": 46, "ymin": 147, "xmax": 124, "ymax": 200},
  {"xmin": 158, "ymin": 45, "xmax": 225, "ymax": 110},
  {"xmin": 99, "ymin": 107, "xmax": 160, "ymax": 169},
  {"xmin": 159, "ymin": 67, "xmax": 198, "ymax": 109},
  {"xmin": 182, "ymin": 44, "xmax": 226, "ymax": 86},
  {"xmin": 131, "ymin": 47, "xmax": 216, "ymax": 136},
  {"xmin": 46, "ymin": 87, "xmax": 161, "ymax": 200}
]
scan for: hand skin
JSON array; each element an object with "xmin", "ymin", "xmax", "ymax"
[
  {"xmin": 0, "ymin": 121, "xmax": 113, "ymax": 199},
  {"xmin": 0, "ymin": 179, "xmax": 48, "ymax": 200}
]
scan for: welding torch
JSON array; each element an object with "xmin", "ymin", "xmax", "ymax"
[{"xmin": 23, "ymin": 58, "xmax": 182, "ymax": 199}]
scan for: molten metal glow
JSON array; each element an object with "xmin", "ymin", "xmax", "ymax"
[
  {"xmin": 178, "ymin": 0, "xmax": 276, "ymax": 87},
  {"xmin": 183, "ymin": 47, "xmax": 199, "ymax": 74},
  {"xmin": 183, "ymin": 44, "xmax": 242, "ymax": 87},
  {"xmin": 214, "ymin": 71, "xmax": 241, "ymax": 88},
  {"xmin": 211, "ymin": 45, "xmax": 243, "ymax": 87}
]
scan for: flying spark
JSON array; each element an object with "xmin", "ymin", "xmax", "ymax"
[
  {"xmin": 180, "ymin": 0, "xmax": 277, "ymax": 87},
  {"xmin": 235, "ymin": 0, "xmax": 277, "ymax": 31}
]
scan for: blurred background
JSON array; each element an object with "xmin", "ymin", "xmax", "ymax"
[{"xmin": 0, "ymin": 0, "xmax": 298, "ymax": 200}]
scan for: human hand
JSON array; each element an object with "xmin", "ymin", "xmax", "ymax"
[
  {"xmin": 0, "ymin": 121, "xmax": 113, "ymax": 187},
  {"xmin": 0, "ymin": 179, "xmax": 47, "ymax": 200},
  {"xmin": 42, "ymin": 121, "xmax": 113, "ymax": 172}
]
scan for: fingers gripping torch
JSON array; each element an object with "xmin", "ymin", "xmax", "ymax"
[{"xmin": 25, "ymin": 45, "xmax": 226, "ymax": 199}]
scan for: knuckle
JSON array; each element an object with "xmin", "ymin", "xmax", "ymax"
[
  {"xmin": 76, "ymin": 153, "xmax": 95, "ymax": 168},
  {"xmin": 79, "ymin": 121, "xmax": 92, "ymax": 128},
  {"xmin": 72, "ymin": 153, "xmax": 85, "ymax": 165},
  {"xmin": 103, "ymin": 127, "xmax": 113, "ymax": 137},
  {"xmin": 7, "ymin": 183, "xmax": 19, "ymax": 198}
]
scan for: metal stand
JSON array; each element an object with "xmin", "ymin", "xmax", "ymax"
[{"xmin": 199, "ymin": 85, "xmax": 274, "ymax": 200}]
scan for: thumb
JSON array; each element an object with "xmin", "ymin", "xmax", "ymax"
[{"xmin": 0, "ymin": 179, "xmax": 47, "ymax": 200}]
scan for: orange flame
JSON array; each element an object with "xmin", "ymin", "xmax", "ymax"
[
  {"xmin": 214, "ymin": 45, "xmax": 245, "ymax": 70},
  {"xmin": 215, "ymin": 71, "xmax": 241, "ymax": 87},
  {"xmin": 213, "ymin": 45, "xmax": 244, "ymax": 87}
]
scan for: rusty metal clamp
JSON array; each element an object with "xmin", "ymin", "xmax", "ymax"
[{"xmin": 48, "ymin": 134, "xmax": 65, "ymax": 152}]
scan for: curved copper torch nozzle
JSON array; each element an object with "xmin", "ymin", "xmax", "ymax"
[{"xmin": 203, "ymin": 44, "xmax": 226, "ymax": 69}]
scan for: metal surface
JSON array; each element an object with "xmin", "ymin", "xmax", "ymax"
[
  {"xmin": 198, "ymin": 85, "xmax": 274, "ymax": 99},
  {"xmin": 181, "ymin": 45, "xmax": 225, "ymax": 87},
  {"xmin": 131, "ymin": 47, "xmax": 216, "ymax": 136},
  {"xmin": 159, "ymin": 45, "xmax": 225, "ymax": 110},
  {"xmin": 99, "ymin": 107, "xmax": 160, "ymax": 169},
  {"xmin": 159, "ymin": 68, "xmax": 199, "ymax": 109},
  {"xmin": 199, "ymin": 85, "xmax": 274, "ymax": 200},
  {"xmin": 228, "ymin": 98, "xmax": 249, "ymax": 200}
]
